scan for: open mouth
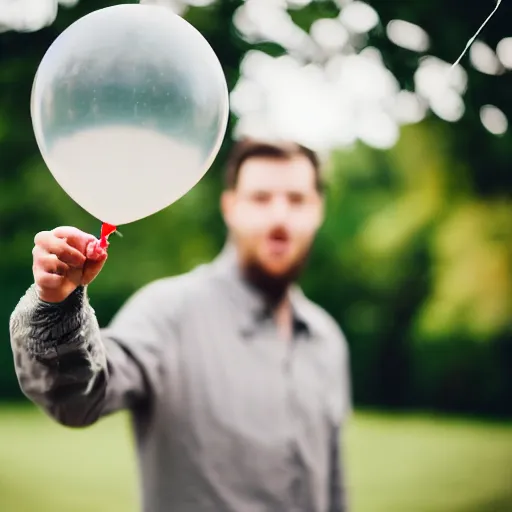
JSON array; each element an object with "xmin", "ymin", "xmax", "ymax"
[{"xmin": 266, "ymin": 229, "xmax": 290, "ymax": 254}]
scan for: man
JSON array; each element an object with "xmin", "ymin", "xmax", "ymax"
[{"xmin": 9, "ymin": 138, "xmax": 352, "ymax": 512}]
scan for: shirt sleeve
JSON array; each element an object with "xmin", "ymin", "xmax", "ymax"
[
  {"xmin": 328, "ymin": 325, "xmax": 352, "ymax": 511},
  {"xmin": 329, "ymin": 425, "xmax": 349, "ymax": 512},
  {"xmin": 9, "ymin": 279, "xmax": 178, "ymax": 427}
]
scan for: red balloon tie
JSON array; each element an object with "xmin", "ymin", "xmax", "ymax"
[{"xmin": 99, "ymin": 223, "xmax": 117, "ymax": 249}]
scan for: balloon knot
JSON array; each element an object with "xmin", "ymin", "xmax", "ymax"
[{"xmin": 99, "ymin": 223, "xmax": 117, "ymax": 249}]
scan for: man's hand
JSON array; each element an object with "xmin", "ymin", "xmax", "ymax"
[{"xmin": 32, "ymin": 226, "xmax": 108, "ymax": 303}]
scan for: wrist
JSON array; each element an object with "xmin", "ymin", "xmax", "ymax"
[
  {"xmin": 24, "ymin": 285, "xmax": 87, "ymax": 357},
  {"xmin": 36, "ymin": 285, "xmax": 84, "ymax": 306},
  {"xmin": 35, "ymin": 285, "xmax": 86, "ymax": 314}
]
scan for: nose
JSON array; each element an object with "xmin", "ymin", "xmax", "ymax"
[{"xmin": 269, "ymin": 195, "xmax": 290, "ymax": 221}]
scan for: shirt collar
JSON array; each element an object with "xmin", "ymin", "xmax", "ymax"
[{"xmin": 209, "ymin": 241, "xmax": 316, "ymax": 340}]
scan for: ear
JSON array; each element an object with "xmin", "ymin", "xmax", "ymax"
[
  {"xmin": 314, "ymin": 194, "xmax": 325, "ymax": 230},
  {"xmin": 220, "ymin": 190, "xmax": 235, "ymax": 227}
]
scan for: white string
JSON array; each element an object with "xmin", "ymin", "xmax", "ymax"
[{"xmin": 450, "ymin": 0, "xmax": 502, "ymax": 71}]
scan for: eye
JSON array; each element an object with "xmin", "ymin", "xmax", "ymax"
[
  {"xmin": 288, "ymin": 192, "xmax": 305, "ymax": 205},
  {"xmin": 251, "ymin": 191, "xmax": 271, "ymax": 204}
]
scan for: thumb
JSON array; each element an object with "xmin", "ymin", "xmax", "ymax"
[{"xmin": 82, "ymin": 240, "xmax": 108, "ymax": 285}]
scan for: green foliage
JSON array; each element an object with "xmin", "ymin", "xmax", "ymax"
[{"xmin": 300, "ymin": 120, "xmax": 512, "ymax": 414}]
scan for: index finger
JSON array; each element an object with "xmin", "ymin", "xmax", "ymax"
[{"xmin": 52, "ymin": 226, "xmax": 98, "ymax": 253}]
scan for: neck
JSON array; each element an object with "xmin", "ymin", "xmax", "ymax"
[{"xmin": 274, "ymin": 297, "xmax": 293, "ymax": 341}]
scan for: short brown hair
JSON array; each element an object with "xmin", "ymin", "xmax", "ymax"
[{"xmin": 224, "ymin": 138, "xmax": 323, "ymax": 192}]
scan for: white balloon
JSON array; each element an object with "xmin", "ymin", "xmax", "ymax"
[{"xmin": 31, "ymin": 4, "xmax": 229, "ymax": 226}]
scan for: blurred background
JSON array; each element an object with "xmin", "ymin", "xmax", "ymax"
[{"xmin": 1, "ymin": 0, "xmax": 512, "ymax": 511}]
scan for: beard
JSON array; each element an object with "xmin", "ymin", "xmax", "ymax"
[{"xmin": 241, "ymin": 247, "xmax": 312, "ymax": 305}]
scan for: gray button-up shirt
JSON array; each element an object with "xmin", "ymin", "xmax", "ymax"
[{"xmin": 9, "ymin": 244, "xmax": 351, "ymax": 512}]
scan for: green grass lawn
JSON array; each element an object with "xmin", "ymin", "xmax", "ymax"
[{"xmin": 0, "ymin": 405, "xmax": 511, "ymax": 512}]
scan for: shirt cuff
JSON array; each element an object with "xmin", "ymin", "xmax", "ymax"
[{"xmin": 28, "ymin": 286, "xmax": 87, "ymax": 358}]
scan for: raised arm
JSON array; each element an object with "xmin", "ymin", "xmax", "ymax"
[{"xmin": 9, "ymin": 226, "xmax": 172, "ymax": 427}]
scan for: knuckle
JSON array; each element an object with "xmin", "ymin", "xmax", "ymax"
[
  {"xmin": 52, "ymin": 226, "xmax": 82, "ymax": 240},
  {"xmin": 41, "ymin": 254, "xmax": 56, "ymax": 270},
  {"xmin": 33, "ymin": 231, "xmax": 50, "ymax": 246},
  {"xmin": 32, "ymin": 254, "xmax": 44, "ymax": 270},
  {"xmin": 51, "ymin": 226, "xmax": 71, "ymax": 235},
  {"xmin": 34, "ymin": 270, "xmax": 46, "ymax": 286},
  {"xmin": 34, "ymin": 253, "xmax": 57, "ymax": 273},
  {"xmin": 38, "ymin": 273, "xmax": 59, "ymax": 289}
]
